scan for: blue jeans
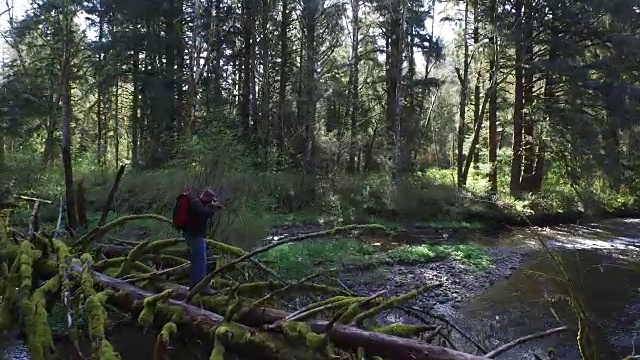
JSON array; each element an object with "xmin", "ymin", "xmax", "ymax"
[{"xmin": 184, "ymin": 234, "xmax": 207, "ymax": 290}]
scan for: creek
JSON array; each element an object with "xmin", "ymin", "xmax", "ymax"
[
  {"xmin": 3, "ymin": 218, "xmax": 640, "ymax": 359},
  {"xmin": 449, "ymin": 218, "xmax": 640, "ymax": 359}
]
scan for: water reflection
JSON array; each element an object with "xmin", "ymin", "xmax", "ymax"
[{"xmin": 451, "ymin": 249, "xmax": 640, "ymax": 359}]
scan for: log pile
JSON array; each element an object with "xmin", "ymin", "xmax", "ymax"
[{"xmin": 0, "ymin": 192, "xmax": 566, "ymax": 360}]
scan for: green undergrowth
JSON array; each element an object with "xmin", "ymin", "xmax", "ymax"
[
  {"xmin": 386, "ymin": 244, "xmax": 492, "ymax": 270},
  {"xmin": 257, "ymin": 237, "xmax": 493, "ymax": 279},
  {"xmin": 3, "ymin": 148, "xmax": 639, "ymax": 253}
]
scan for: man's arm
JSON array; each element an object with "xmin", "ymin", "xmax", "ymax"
[{"xmin": 190, "ymin": 197, "xmax": 216, "ymax": 217}]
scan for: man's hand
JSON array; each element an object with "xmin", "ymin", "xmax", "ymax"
[{"xmin": 211, "ymin": 201, "xmax": 223, "ymax": 209}]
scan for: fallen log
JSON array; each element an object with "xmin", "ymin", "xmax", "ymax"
[
  {"xmin": 71, "ymin": 261, "xmax": 488, "ymax": 360},
  {"xmin": 67, "ymin": 261, "xmax": 303, "ymax": 360},
  {"xmin": 99, "ymin": 244, "xmax": 188, "ymax": 259}
]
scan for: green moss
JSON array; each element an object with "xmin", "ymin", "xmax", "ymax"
[
  {"xmin": 282, "ymin": 321, "xmax": 326, "ymax": 352},
  {"xmin": 156, "ymin": 304, "xmax": 185, "ymax": 323},
  {"xmin": 209, "ymin": 326, "xmax": 233, "ymax": 360},
  {"xmin": 86, "ymin": 295, "xmax": 107, "ymax": 340},
  {"xmin": 146, "ymin": 239, "xmax": 181, "ymax": 253},
  {"xmin": 94, "ymin": 339, "xmax": 121, "ymax": 360},
  {"xmin": 350, "ymin": 284, "xmax": 440, "ymax": 325},
  {"xmin": 138, "ymin": 289, "xmax": 174, "ymax": 327},
  {"xmin": 305, "ymin": 332, "xmax": 326, "ymax": 350},
  {"xmin": 80, "ymin": 253, "xmax": 94, "ymax": 264},
  {"xmin": 372, "ymin": 324, "xmax": 432, "ymax": 338},
  {"xmin": 160, "ymin": 321, "xmax": 178, "ymax": 341},
  {"xmin": 114, "ymin": 239, "xmax": 153, "ymax": 277},
  {"xmin": 94, "ymin": 257, "xmax": 126, "ymax": 270},
  {"xmin": 206, "ymin": 239, "xmax": 246, "ymax": 257},
  {"xmin": 282, "ymin": 321, "xmax": 312, "ymax": 338}
]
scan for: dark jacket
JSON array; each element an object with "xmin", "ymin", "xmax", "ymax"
[{"xmin": 183, "ymin": 197, "xmax": 215, "ymax": 238}]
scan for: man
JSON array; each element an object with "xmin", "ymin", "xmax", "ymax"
[{"xmin": 183, "ymin": 189, "xmax": 222, "ymax": 295}]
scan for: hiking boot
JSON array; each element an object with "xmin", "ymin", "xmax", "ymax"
[
  {"xmin": 190, "ymin": 286, "xmax": 217, "ymax": 296},
  {"xmin": 202, "ymin": 287, "xmax": 217, "ymax": 296}
]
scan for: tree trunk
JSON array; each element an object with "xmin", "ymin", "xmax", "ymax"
[
  {"xmin": 213, "ymin": 0, "xmax": 223, "ymax": 108},
  {"xmin": 240, "ymin": 0, "xmax": 256, "ymax": 139},
  {"xmin": 456, "ymin": 0, "xmax": 470, "ymax": 188},
  {"xmin": 388, "ymin": 0, "xmax": 407, "ymax": 178},
  {"xmin": 114, "ymin": 76, "xmax": 120, "ymax": 166},
  {"xmin": 259, "ymin": 0, "xmax": 272, "ymax": 165},
  {"xmin": 509, "ymin": 0, "xmax": 524, "ymax": 195},
  {"xmin": 96, "ymin": 5, "xmax": 105, "ymax": 168},
  {"xmin": 520, "ymin": 0, "xmax": 535, "ymax": 192},
  {"xmin": 487, "ymin": 0, "xmax": 498, "ymax": 194},
  {"xmin": 276, "ymin": 0, "xmax": 290, "ymax": 155},
  {"xmin": 0, "ymin": 132, "xmax": 4, "ymax": 166},
  {"xmin": 131, "ymin": 51, "xmax": 140, "ymax": 168},
  {"xmin": 60, "ymin": 5, "xmax": 77, "ymax": 231},
  {"xmin": 346, "ymin": 0, "xmax": 360, "ymax": 174},
  {"xmin": 300, "ymin": 0, "xmax": 319, "ymax": 194},
  {"xmin": 472, "ymin": 0, "xmax": 481, "ymax": 165}
]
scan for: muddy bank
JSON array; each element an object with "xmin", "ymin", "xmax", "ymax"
[{"xmin": 333, "ymin": 246, "xmax": 529, "ymax": 317}]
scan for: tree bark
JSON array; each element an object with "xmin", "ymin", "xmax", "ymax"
[
  {"xmin": 240, "ymin": 0, "xmax": 256, "ymax": 138},
  {"xmin": 346, "ymin": 0, "xmax": 361, "ymax": 174},
  {"xmin": 60, "ymin": 3, "xmax": 77, "ymax": 231},
  {"xmin": 487, "ymin": 0, "xmax": 498, "ymax": 194},
  {"xmin": 456, "ymin": 0, "xmax": 470, "ymax": 188},
  {"xmin": 472, "ymin": 0, "xmax": 481, "ymax": 165},
  {"xmin": 131, "ymin": 51, "xmax": 140, "ymax": 168},
  {"xmin": 387, "ymin": 0, "xmax": 408, "ymax": 177},
  {"xmin": 519, "ymin": 0, "xmax": 535, "ymax": 192},
  {"xmin": 276, "ymin": 0, "xmax": 290, "ymax": 155},
  {"xmin": 509, "ymin": 0, "xmax": 524, "ymax": 195}
]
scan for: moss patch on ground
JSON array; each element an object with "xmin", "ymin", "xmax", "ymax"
[{"xmin": 256, "ymin": 237, "xmax": 492, "ymax": 279}]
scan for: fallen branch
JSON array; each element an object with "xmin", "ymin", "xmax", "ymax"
[
  {"xmin": 484, "ymin": 326, "xmax": 568, "ymax": 358},
  {"xmin": 99, "ymin": 240, "xmax": 284, "ymax": 282},
  {"xmin": 27, "ymin": 200, "xmax": 41, "ymax": 241},
  {"xmin": 187, "ymin": 224, "xmax": 388, "ymax": 300},
  {"xmin": 13, "ymin": 195, "xmax": 53, "ymax": 204},
  {"xmin": 122, "ymin": 263, "xmax": 190, "ymax": 283},
  {"xmin": 98, "ymin": 164, "xmax": 126, "ymax": 227},
  {"xmin": 250, "ymin": 268, "xmax": 336, "ymax": 308},
  {"xmin": 401, "ymin": 306, "xmax": 488, "ymax": 355},
  {"xmin": 71, "ymin": 214, "xmax": 172, "ymax": 251}
]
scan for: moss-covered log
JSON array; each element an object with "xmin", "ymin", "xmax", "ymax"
[
  {"xmin": 67, "ymin": 261, "xmax": 308, "ymax": 360},
  {"xmin": 69, "ymin": 261, "xmax": 488, "ymax": 360}
]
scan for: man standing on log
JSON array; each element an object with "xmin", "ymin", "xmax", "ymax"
[{"xmin": 181, "ymin": 189, "xmax": 222, "ymax": 295}]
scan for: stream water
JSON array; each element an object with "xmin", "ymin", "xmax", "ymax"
[
  {"xmin": 449, "ymin": 218, "xmax": 640, "ymax": 359},
  {"xmin": 3, "ymin": 218, "xmax": 640, "ymax": 359}
]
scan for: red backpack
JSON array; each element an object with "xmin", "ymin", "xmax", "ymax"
[{"xmin": 172, "ymin": 190, "xmax": 194, "ymax": 230}]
